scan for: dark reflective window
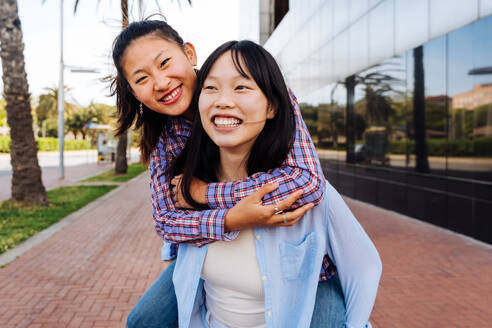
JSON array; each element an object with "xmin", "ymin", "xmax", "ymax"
[
  {"xmin": 448, "ymin": 16, "xmax": 492, "ymax": 182},
  {"xmin": 297, "ymin": 14, "xmax": 492, "ymax": 243}
]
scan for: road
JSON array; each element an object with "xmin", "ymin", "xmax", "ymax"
[{"xmin": 0, "ymin": 149, "xmax": 140, "ymax": 177}]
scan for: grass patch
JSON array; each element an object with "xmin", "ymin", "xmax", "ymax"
[
  {"xmin": 82, "ymin": 162, "xmax": 147, "ymax": 183},
  {"xmin": 0, "ymin": 185, "xmax": 116, "ymax": 255}
]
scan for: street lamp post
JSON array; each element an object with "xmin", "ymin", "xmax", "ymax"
[
  {"xmin": 57, "ymin": 0, "xmax": 99, "ymax": 179},
  {"xmin": 57, "ymin": 0, "xmax": 65, "ymax": 179}
]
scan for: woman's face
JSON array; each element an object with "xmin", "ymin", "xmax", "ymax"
[
  {"xmin": 198, "ymin": 51, "xmax": 275, "ymax": 155},
  {"xmin": 122, "ymin": 35, "xmax": 197, "ymax": 117}
]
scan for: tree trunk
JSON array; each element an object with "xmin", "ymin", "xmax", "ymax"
[
  {"xmin": 0, "ymin": 0, "xmax": 48, "ymax": 205},
  {"xmin": 413, "ymin": 46, "xmax": 430, "ymax": 173},
  {"xmin": 114, "ymin": 0, "xmax": 129, "ymax": 174}
]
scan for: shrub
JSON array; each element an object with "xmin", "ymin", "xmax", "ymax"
[
  {"xmin": 0, "ymin": 136, "xmax": 11, "ymax": 153},
  {"xmin": 37, "ymin": 137, "xmax": 58, "ymax": 151},
  {"xmin": 0, "ymin": 137, "xmax": 94, "ymax": 153},
  {"xmin": 474, "ymin": 137, "xmax": 492, "ymax": 156},
  {"xmin": 388, "ymin": 138, "xmax": 492, "ymax": 157}
]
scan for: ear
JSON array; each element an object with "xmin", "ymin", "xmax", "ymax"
[
  {"xmin": 266, "ymin": 104, "xmax": 277, "ymax": 119},
  {"xmin": 183, "ymin": 42, "xmax": 198, "ymax": 67}
]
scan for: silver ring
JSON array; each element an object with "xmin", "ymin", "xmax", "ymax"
[
  {"xmin": 282, "ymin": 214, "xmax": 287, "ymax": 224},
  {"xmin": 274, "ymin": 206, "xmax": 283, "ymax": 215}
]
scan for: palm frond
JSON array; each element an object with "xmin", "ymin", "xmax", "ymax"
[
  {"xmin": 73, "ymin": 0, "xmax": 102, "ymax": 15},
  {"xmin": 153, "ymin": 0, "xmax": 162, "ymax": 13},
  {"xmin": 73, "ymin": 0, "xmax": 80, "ymax": 14}
]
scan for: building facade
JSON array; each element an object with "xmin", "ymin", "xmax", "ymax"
[{"xmin": 241, "ymin": 0, "xmax": 492, "ymax": 244}]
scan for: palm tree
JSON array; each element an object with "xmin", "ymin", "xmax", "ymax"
[
  {"xmin": 0, "ymin": 0, "xmax": 48, "ymax": 205},
  {"xmin": 113, "ymin": 0, "xmax": 130, "ymax": 173}
]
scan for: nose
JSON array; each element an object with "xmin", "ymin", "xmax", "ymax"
[
  {"xmin": 215, "ymin": 90, "xmax": 234, "ymax": 109},
  {"xmin": 153, "ymin": 74, "xmax": 171, "ymax": 91}
]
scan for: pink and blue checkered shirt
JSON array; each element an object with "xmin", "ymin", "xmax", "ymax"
[{"xmin": 149, "ymin": 90, "xmax": 336, "ymax": 280}]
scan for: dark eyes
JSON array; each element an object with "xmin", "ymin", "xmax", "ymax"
[
  {"xmin": 202, "ymin": 84, "xmax": 251, "ymax": 91},
  {"xmin": 134, "ymin": 58, "xmax": 171, "ymax": 84},
  {"xmin": 160, "ymin": 58, "xmax": 170, "ymax": 67}
]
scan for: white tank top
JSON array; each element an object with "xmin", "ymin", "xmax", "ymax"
[{"xmin": 201, "ymin": 229, "xmax": 266, "ymax": 328}]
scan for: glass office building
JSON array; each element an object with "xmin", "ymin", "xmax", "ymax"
[{"xmin": 244, "ymin": 0, "xmax": 492, "ymax": 243}]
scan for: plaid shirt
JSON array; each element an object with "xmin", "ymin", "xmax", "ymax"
[{"xmin": 149, "ymin": 89, "xmax": 336, "ymax": 280}]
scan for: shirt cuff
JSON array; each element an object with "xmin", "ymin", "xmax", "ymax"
[
  {"xmin": 199, "ymin": 208, "xmax": 229, "ymax": 240},
  {"xmin": 161, "ymin": 241, "xmax": 176, "ymax": 261},
  {"xmin": 206, "ymin": 181, "xmax": 237, "ymax": 209},
  {"xmin": 224, "ymin": 230, "xmax": 239, "ymax": 241}
]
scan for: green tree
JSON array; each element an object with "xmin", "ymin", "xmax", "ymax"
[
  {"xmin": 299, "ymin": 103, "xmax": 318, "ymax": 138},
  {"xmin": 66, "ymin": 108, "xmax": 92, "ymax": 140},
  {"xmin": 0, "ymin": 98, "xmax": 6, "ymax": 127},
  {"xmin": 35, "ymin": 87, "xmax": 73, "ymax": 138},
  {"xmin": 0, "ymin": 0, "xmax": 48, "ymax": 205},
  {"xmin": 316, "ymin": 103, "xmax": 345, "ymax": 149},
  {"xmin": 65, "ymin": 102, "xmax": 115, "ymax": 140}
]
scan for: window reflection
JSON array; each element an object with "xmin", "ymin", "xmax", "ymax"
[
  {"xmin": 298, "ymin": 14, "xmax": 492, "ymax": 183},
  {"xmin": 448, "ymin": 17, "xmax": 492, "ymax": 181},
  {"xmin": 294, "ymin": 8, "xmax": 492, "ymax": 242}
]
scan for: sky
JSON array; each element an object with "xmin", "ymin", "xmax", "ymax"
[{"xmin": 8, "ymin": 0, "xmax": 240, "ymax": 107}]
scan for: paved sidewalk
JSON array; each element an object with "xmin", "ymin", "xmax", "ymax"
[{"xmin": 0, "ymin": 174, "xmax": 491, "ymax": 327}]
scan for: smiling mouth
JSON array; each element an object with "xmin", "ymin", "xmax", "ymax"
[
  {"xmin": 159, "ymin": 85, "xmax": 183, "ymax": 105},
  {"xmin": 213, "ymin": 116, "xmax": 242, "ymax": 128}
]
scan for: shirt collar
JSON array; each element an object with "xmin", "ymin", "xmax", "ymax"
[{"xmin": 166, "ymin": 115, "xmax": 192, "ymax": 138}]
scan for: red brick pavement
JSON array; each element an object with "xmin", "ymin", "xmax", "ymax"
[
  {"xmin": 0, "ymin": 174, "xmax": 491, "ymax": 327},
  {"xmin": 351, "ymin": 200, "xmax": 492, "ymax": 328},
  {"xmin": 0, "ymin": 173, "xmax": 162, "ymax": 328}
]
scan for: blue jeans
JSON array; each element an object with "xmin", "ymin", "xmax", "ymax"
[
  {"xmin": 127, "ymin": 260, "xmax": 179, "ymax": 328},
  {"xmin": 127, "ymin": 260, "xmax": 346, "ymax": 328},
  {"xmin": 310, "ymin": 275, "xmax": 346, "ymax": 328}
]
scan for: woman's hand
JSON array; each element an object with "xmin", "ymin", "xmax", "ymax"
[
  {"xmin": 224, "ymin": 183, "xmax": 314, "ymax": 232},
  {"xmin": 171, "ymin": 174, "xmax": 208, "ymax": 208}
]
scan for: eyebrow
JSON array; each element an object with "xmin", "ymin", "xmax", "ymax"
[
  {"xmin": 206, "ymin": 73, "xmax": 251, "ymax": 81},
  {"xmin": 130, "ymin": 50, "xmax": 166, "ymax": 77}
]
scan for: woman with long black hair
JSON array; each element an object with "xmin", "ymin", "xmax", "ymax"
[{"xmin": 170, "ymin": 40, "xmax": 382, "ymax": 328}]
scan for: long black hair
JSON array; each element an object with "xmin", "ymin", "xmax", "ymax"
[
  {"xmin": 171, "ymin": 40, "xmax": 296, "ymax": 209},
  {"xmin": 110, "ymin": 19, "xmax": 186, "ymax": 164}
]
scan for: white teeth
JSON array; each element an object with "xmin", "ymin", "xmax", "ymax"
[
  {"xmin": 162, "ymin": 88, "xmax": 180, "ymax": 102},
  {"xmin": 214, "ymin": 117, "xmax": 241, "ymax": 127}
]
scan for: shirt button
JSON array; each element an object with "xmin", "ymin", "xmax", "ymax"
[
  {"xmin": 267, "ymin": 311, "xmax": 272, "ymax": 317},
  {"xmin": 256, "ymin": 235, "xmax": 261, "ymax": 240},
  {"xmin": 261, "ymin": 276, "xmax": 267, "ymax": 281}
]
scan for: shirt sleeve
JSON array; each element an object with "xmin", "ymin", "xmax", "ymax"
[
  {"xmin": 150, "ymin": 138, "xmax": 239, "ymax": 246},
  {"xmin": 324, "ymin": 182, "xmax": 382, "ymax": 328},
  {"xmin": 206, "ymin": 88, "xmax": 326, "ymax": 209}
]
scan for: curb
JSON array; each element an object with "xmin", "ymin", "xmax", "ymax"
[{"xmin": 0, "ymin": 172, "xmax": 146, "ymax": 267}]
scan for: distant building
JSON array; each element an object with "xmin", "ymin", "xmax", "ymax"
[{"xmin": 452, "ymin": 84, "xmax": 492, "ymax": 110}]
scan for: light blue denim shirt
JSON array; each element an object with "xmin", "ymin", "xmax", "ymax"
[{"xmin": 172, "ymin": 182, "xmax": 382, "ymax": 328}]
